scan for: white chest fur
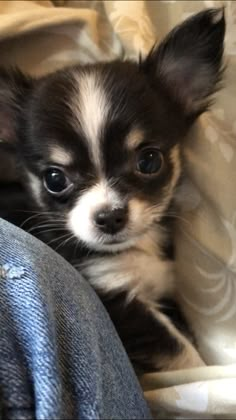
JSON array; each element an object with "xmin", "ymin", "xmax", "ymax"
[
  {"xmin": 78, "ymin": 229, "xmax": 205, "ymax": 370},
  {"xmin": 79, "ymin": 230, "xmax": 175, "ymax": 304}
]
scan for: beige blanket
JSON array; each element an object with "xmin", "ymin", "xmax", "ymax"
[{"xmin": 0, "ymin": 0, "xmax": 235, "ymax": 418}]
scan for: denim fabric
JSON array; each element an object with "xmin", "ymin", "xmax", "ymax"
[{"xmin": 0, "ymin": 218, "xmax": 151, "ymax": 420}]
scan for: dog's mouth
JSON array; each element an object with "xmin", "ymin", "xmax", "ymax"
[
  {"xmin": 90, "ymin": 228, "xmax": 148, "ymax": 252},
  {"xmin": 103, "ymin": 237, "xmax": 125, "ymax": 245},
  {"xmin": 93, "ymin": 237, "xmax": 137, "ymax": 252},
  {"xmin": 96, "ymin": 233, "xmax": 131, "ymax": 247}
]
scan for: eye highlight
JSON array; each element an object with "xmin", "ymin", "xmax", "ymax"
[
  {"xmin": 136, "ymin": 148, "xmax": 163, "ymax": 175},
  {"xmin": 43, "ymin": 167, "xmax": 73, "ymax": 196}
]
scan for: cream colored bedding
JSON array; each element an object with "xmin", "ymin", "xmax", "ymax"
[{"xmin": 0, "ymin": 0, "xmax": 235, "ymax": 418}]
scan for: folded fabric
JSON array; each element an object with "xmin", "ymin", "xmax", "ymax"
[{"xmin": 0, "ymin": 0, "xmax": 235, "ymax": 418}]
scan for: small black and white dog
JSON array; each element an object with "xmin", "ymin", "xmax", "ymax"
[{"xmin": 0, "ymin": 9, "xmax": 225, "ymax": 374}]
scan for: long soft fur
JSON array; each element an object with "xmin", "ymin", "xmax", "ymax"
[{"xmin": 0, "ymin": 8, "xmax": 225, "ymax": 374}]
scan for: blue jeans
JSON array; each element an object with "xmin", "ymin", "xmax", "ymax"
[{"xmin": 0, "ymin": 218, "xmax": 151, "ymax": 419}]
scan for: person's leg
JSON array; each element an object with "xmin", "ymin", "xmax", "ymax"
[{"xmin": 0, "ymin": 218, "xmax": 151, "ymax": 420}]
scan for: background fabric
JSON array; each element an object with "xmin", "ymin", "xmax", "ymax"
[{"xmin": 0, "ymin": 0, "xmax": 235, "ymax": 418}]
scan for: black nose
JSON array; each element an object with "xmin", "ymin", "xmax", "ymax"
[{"xmin": 94, "ymin": 208, "xmax": 127, "ymax": 235}]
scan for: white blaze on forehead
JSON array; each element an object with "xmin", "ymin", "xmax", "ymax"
[
  {"xmin": 68, "ymin": 180, "xmax": 123, "ymax": 248},
  {"xmin": 72, "ymin": 71, "xmax": 109, "ymax": 170},
  {"xmin": 49, "ymin": 146, "xmax": 73, "ymax": 166}
]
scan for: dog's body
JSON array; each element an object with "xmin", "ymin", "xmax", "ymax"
[{"xmin": 0, "ymin": 9, "xmax": 225, "ymax": 374}]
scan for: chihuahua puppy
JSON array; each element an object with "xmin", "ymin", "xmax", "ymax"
[{"xmin": 0, "ymin": 9, "xmax": 225, "ymax": 374}]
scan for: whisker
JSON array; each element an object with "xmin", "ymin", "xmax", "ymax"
[
  {"xmin": 164, "ymin": 212, "xmax": 192, "ymax": 227},
  {"xmin": 31, "ymin": 227, "xmax": 68, "ymax": 236},
  {"xmin": 47, "ymin": 232, "xmax": 71, "ymax": 246},
  {"xmin": 73, "ymin": 240, "xmax": 81, "ymax": 259},
  {"xmin": 20, "ymin": 212, "xmax": 65, "ymax": 229},
  {"xmin": 16, "ymin": 209, "xmax": 64, "ymax": 215},
  {"xmin": 27, "ymin": 222, "xmax": 65, "ymax": 234},
  {"xmin": 20, "ymin": 213, "xmax": 44, "ymax": 229},
  {"xmin": 55, "ymin": 234, "xmax": 75, "ymax": 251}
]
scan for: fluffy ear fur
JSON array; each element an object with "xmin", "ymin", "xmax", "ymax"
[
  {"xmin": 141, "ymin": 8, "xmax": 225, "ymax": 119},
  {"xmin": 0, "ymin": 68, "xmax": 33, "ymax": 149}
]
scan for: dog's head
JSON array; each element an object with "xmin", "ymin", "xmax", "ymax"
[{"xmin": 0, "ymin": 9, "xmax": 225, "ymax": 252}]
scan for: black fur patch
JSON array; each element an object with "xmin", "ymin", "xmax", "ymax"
[{"xmin": 102, "ymin": 291, "xmax": 184, "ymax": 374}]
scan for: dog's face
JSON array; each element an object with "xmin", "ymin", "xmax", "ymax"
[
  {"xmin": 0, "ymin": 8, "xmax": 225, "ymax": 252},
  {"xmin": 22, "ymin": 62, "xmax": 185, "ymax": 252}
]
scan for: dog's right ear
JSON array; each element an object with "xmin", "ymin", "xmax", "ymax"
[
  {"xmin": 141, "ymin": 8, "xmax": 225, "ymax": 120},
  {"xmin": 0, "ymin": 68, "xmax": 33, "ymax": 151}
]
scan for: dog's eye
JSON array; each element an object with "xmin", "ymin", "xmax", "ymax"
[
  {"xmin": 44, "ymin": 167, "xmax": 73, "ymax": 195},
  {"xmin": 136, "ymin": 149, "xmax": 163, "ymax": 175}
]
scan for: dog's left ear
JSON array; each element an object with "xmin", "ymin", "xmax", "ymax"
[
  {"xmin": 141, "ymin": 8, "xmax": 225, "ymax": 119},
  {"xmin": 0, "ymin": 68, "xmax": 33, "ymax": 150}
]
